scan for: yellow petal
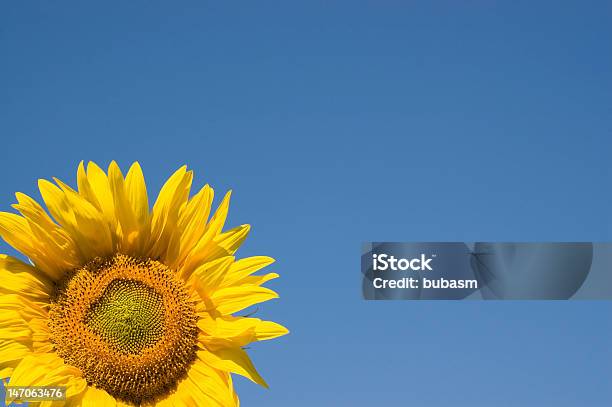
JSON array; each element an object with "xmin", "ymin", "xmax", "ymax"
[
  {"xmin": 171, "ymin": 374, "xmax": 230, "ymax": 407},
  {"xmin": 0, "ymin": 254, "xmax": 50, "ymax": 300},
  {"xmin": 29, "ymin": 317, "xmax": 52, "ymax": 352},
  {"xmin": 188, "ymin": 225, "xmax": 251, "ymax": 272},
  {"xmin": 77, "ymin": 161, "xmax": 102, "ymax": 211},
  {"xmin": 54, "ymin": 177, "xmax": 114, "ymax": 257},
  {"xmin": 213, "ymin": 224, "xmax": 251, "ymax": 255},
  {"xmin": 188, "ymin": 256, "xmax": 234, "ymax": 293},
  {"xmin": 198, "ymin": 348, "xmax": 268, "ymax": 388},
  {"xmin": 76, "ymin": 386, "xmax": 117, "ymax": 407},
  {"xmin": 187, "ymin": 361, "xmax": 237, "ymax": 407},
  {"xmin": 181, "ymin": 191, "xmax": 232, "ymax": 275},
  {"xmin": 0, "ymin": 319, "xmax": 32, "ymax": 341},
  {"xmin": 38, "ymin": 179, "xmax": 77, "ymax": 227},
  {"xmin": 13, "ymin": 192, "xmax": 81, "ymax": 270},
  {"xmin": 39, "ymin": 179, "xmax": 113, "ymax": 260},
  {"xmin": 0, "ymin": 294, "xmax": 48, "ymax": 320},
  {"xmin": 125, "ymin": 162, "xmax": 149, "ymax": 241},
  {"xmin": 252, "ymin": 320, "xmax": 289, "ymax": 341},
  {"xmin": 197, "ymin": 316, "xmax": 255, "ymax": 349},
  {"xmin": 220, "ymin": 256, "xmax": 275, "ymax": 288},
  {"xmin": 237, "ymin": 272, "xmax": 279, "ymax": 287},
  {"xmin": 85, "ymin": 161, "xmax": 119, "ymax": 233},
  {"xmin": 198, "ymin": 315, "xmax": 289, "ymax": 350},
  {"xmin": 148, "ymin": 166, "xmax": 192, "ymax": 260},
  {"xmin": 0, "ymin": 212, "xmax": 60, "ymax": 280},
  {"xmin": 1, "ymin": 366, "xmax": 13, "ymax": 378},
  {"xmin": 0, "ymin": 341, "xmax": 32, "ymax": 371},
  {"xmin": 143, "ymin": 395, "xmax": 174, "ymax": 407},
  {"xmin": 211, "ymin": 285, "xmax": 279, "ymax": 315},
  {"xmin": 108, "ymin": 161, "xmax": 140, "ymax": 254},
  {"xmin": 168, "ymin": 184, "xmax": 213, "ymax": 268},
  {"xmin": 203, "ymin": 190, "xmax": 232, "ymax": 238},
  {"xmin": 10, "ymin": 353, "xmax": 81, "ymax": 388}
]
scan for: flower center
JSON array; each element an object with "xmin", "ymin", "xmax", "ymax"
[
  {"xmin": 49, "ymin": 254, "xmax": 198, "ymax": 404},
  {"xmin": 85, "ymin": 279, "xmax": 165, "ymax": 354}
]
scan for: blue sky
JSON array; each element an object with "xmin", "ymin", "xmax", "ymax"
[{"xmin": 1, "ymin": 1, "xmax": 611, "ymax": 406}]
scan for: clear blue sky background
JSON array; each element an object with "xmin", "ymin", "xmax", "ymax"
[{"xmin": 1, "ymin": 1, "xmax": 611, "ymax": 406}]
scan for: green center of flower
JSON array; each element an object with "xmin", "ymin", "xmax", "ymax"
[
  {"xmin": 85, "ymin": 279, "xmax": 165, "ymax": 354},
  {"xmin": 48, "ymin": 254, "xmax": 198, "ymax": 404}
]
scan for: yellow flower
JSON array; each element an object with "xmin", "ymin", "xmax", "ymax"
[{"xmin": 0, "ymin": 161, "xmax": 288, "ymax": 406}]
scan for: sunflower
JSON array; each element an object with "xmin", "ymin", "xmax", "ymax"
[{"xmin": 0, "ymin": 161, "xmax": 288, "ymax": 406}]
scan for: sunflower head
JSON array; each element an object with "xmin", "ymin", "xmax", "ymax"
[{"xmin": 0, "ymin": 161, "xmax": 288, "ymax": 406}]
